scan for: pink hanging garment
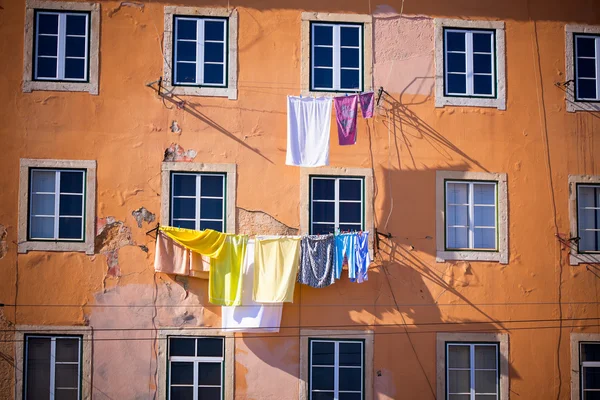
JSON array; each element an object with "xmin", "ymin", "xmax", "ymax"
[
  {"xmin": 359, "ymin": 92, "xmax": 374, "ymax": 118},
  {"xmin": 334, "ymin": 95, "xmax": 358, "ymax": 145}
]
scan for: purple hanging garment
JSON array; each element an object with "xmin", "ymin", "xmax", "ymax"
[
  {"xmin": 359, "ymin": 92, "xmax": 374, "ymax": 118},
  {"xmin": 334, "ymin": 95, "xmax": 358, "ymax": 146}
]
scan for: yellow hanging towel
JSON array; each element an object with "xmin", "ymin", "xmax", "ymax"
[
  {"xmin": 209, "ymin": 235, "xmax": 248, "ymax": 306},
  {"xmin": 253, "ymin": 237, "xmax": 301, "ymax": 303},
  {"xmin": 160, "ymin": 226, "xmax": 227, "ymax": 258}
]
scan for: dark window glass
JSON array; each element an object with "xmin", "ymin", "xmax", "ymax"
[
  {"xmin": 447, "ymin": 53, "xmax": 466, "ymax": 73},
  {"xmin": 66, "ymin": 15, "xmax": 87, "ymax": 36},
  {"xmin": 338, "ymin": 224, "xmax": 362, "ymax": 232},
  {"xmin": 446, "ymin": 31, "xmax": 465, "ymax": 52},
  {"xmin": 312, "ymin": 341, "xmax": 334, "ymax": 365},
  {"xmin": 313, "ymin": 202, "xmax": 335, "ymax": 223},
  {"xmin": 197, "ymin": 337, "xmax": 223, "ymax": 357},
  {"xmin": 170, "ymin": 362, "xmax": 194, "ymax": 384},
  {"xmin": 200, "ymin": 175, "xmax": 224, "ymax": 197},
  {"xmin": 339, "ymin": 394, "xmax": 361, "ymax": 400},
  {"xmin": 340, "ymin": 27, "xmax": 360, "ymax": 47},
  {"xmin": 58, "ymin": 218, "xmax": 82, "ymax": 239},
  {"xmin": 37, "ymin": 35, "xmax": 58, "ymax": 56},
  {"xmin": 59, "ymin": 195, "xmax": 83, "ymax": 216},
  {"xmin": 38, "ymin": 13, "xmax": 59, "ymax": 34},
  {"xmin": 56, "ymin": 339, "xmax": 79, "ymax": 363},
  {"xmin": 341, "ymin": 48, "xmax": 359, "ymax": 68},
  {"xmin": 311, "ymin": 366, "xmax": 334, "ymax": 390},
  {"xmin": 174, "ymin": 220, "xmax": 195, "ymax": 230},
  {"xmin": 313, "ymin": 25, "xmax": 333, "ymax": 46},
  {"xmin": 578, "ymin": 58, "xmax": 597, "ymax": 78},
  {"xmin": 173, "ymin": 174, "xmax": 196, "ymax": 197},
  {"xmin": 314, "ymin": 47, "xmax": 333, "ymax": 67},
  {"xmin": 170, "ymin": 386, "xmax": 193, "ymax": 400},
  {"xmin": 173, "ymin": 198, "xmax": 196, "ymax": 219},
  {"xmin": 312, "ymin": 224, "xmax": 335, "ymax": 235},
  {"xmin": 339, "ymin": 367, "xmax": 362, "ymax": 391},
  {"xmin": 339, "ymin": 180, "xmax": 361, "ymax": 201},
  {"xmin": 65, "ymin": 58, "xmax": 85, "ymax": 79},
  {"xmin": 312, "ymin": 393, "xmax": 335, "ymax": 400},
  {"xmin": 200, "ymin": 220, "xmax": 223, "ymax": 231},
  {"xmin": 204, "ymin": 63, "xmax": 224, "ymax": 85},
  {"xmin": 177, "ymin": 41, "xmax": 197, "ymax": 62},
  {"xmin": 170, "ymin": 338, "xmax": 196, "ymax": 357},
  {"xmin": 200, "ymin": 198, "xmax": 223, "ymax": 220},
  {"xmin": 197, "ymin": 387, "xmax": 221, "ymax": 400},
  {"xmin": 313, "ymin": 68, "xmax": 333, "ymax": 89},
  {"xmin": 205, "ymin": 42, "xmax": 224, "ymax": 63},
  {"xmin": 312, "ymin": 179, "xmax": 335, "ymax": 200},
  {"xmin": 60, "ymin": 171, "xmax": 84, "ymax": 193},
  {"xmin": 198, "ymin": 362, "xmax": 222, "ymax": 386},
  {"xmin": 176, "ymin": 19, "xmax": 197, "ymax": 40},
  {"xmin": 176, "ymin": 62, "xmax": 196, "ymax": 83},
  {"xmin": 55, "ymin": 389, "xmax": 78, "ymax": 400},
  {"xmin": 472, "ymin": 32, "xmax": 492, "ymax": 52},
  {"xmin": 37, "ymin": 57, "xmax": 58, "ymax": 78},
  {"xmin": 340, "ymin": 69, "xmax": 360, "ymax": 89},
  {"xmin": 447, "ymin": 74, "xmax": 467, "ymax": 94},
  {"xmin": 474, "ymin": 75, "xmax": 493, "ymax": 95},
  {"xmin": 26, "ymin": 337, "xmax": 51, "ymax": 400},
  {"xmin": 577, "ymin": 36, "xmax": 596, "ymax": 58},
  {"xmin": 583, "ymin": 343, "xmax": 600, "ymax": 362},
  {"xmin": 55, "ymin": 364, "xmax": 78, "ymax": 387},
  {"xmin": 578, "ymin": 80, "xmax": 597, "ymax": 99},
  {"xmin": 205, "ymin": 20, "xmax": 225, "ymax": 41},
  {"xmin": 339, "ymin": 342, "xmax": 362, "ymax": 366},
  {"xmin": 473, "ymin": 54, "xmax": 492, "ymax": 73},
  {"xmin": 584, "ymin": 367, "xmax": 600, "ymax": 390},
  {"xmin": 339, "ymin": 203, "xmax": 361, "ymax": 223}
]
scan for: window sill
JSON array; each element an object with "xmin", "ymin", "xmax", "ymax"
[
  {"xmin": 570, "ymin": 253, "xmax": 600, "ymax": 266},
  {"xmin": 566, "ymin": 100, "xmax": 600, "ymax": 113},
  {"xmin": 301, "ymin": 89, "xmax": 371, "ymax": 98},
  {"xmin": 162, "ymin": 84, "xmax": 237, "ymax": 100},
  {"xmin": 23, "ymin": 80, "xmax": 98, "ymax": 95},
  {"xmin": 436, "ymin": 250, "xmax": 507, "ymax": 264},
  {"xmin": 18, "ymin": 240, "xmax": 94, "ymax": 255},
  {"xmin": 435, "ymin": 95, "xmax": 506, "ymax": 110}
]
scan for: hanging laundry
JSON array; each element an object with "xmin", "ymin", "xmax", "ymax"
[
  {"xmin": 334, "ymin": 233, "xmax": 357, "ymax": 279},
  {"xmin": 222, "ymin": 240, "xmax": 283, "ymax": 332},
  {"xmin": 209, "ymin": 235, "xmax": 248, "ymax": 306},
  {"xmin": 286, "ymin": 96, "xmax": 332, "ymax": 167},
  {"xmin": 334, "ymin": 95, "xmax": 358, "ymax": 145},
  {"xmin": 298, "ymin": 234, "xmax": 335, "ymax": 288},
  {"xmin": 359, "ymin": 91, "xmax": 374, "ymax": 118},
  {"xmin": 154, "ymin": 231, "xmax": 210, "ymax": 279},
  {"xmin": 160, "ymin": 226, "xmax": 227, "ymax": 258},
  {"xmin": 350, "ymin": 232, "xmax": 370, "ymax": 283},
  {"xmin": 253, "ymin": 237, "xmax": 301, "ymax": 303}
]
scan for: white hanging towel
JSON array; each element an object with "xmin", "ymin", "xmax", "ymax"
[
  {"xmin": 221, "ymin": 240, "xmax": 283, "ymax": 332},
  {"xmin": 286, "ymin": 96, "xmax": 332, "ymax": 167}
]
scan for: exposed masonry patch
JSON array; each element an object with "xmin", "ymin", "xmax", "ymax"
[
  {"xmin": 163, "ymin": 143, "xmax": 197, "ymax": 162},
  {"xmin": 95, "ymin": 217, "xmax": 136, "ymax": 277},
  {"xmin": 170, "ymin": 121, "xmax": 182, "ymax": 134},
  {"xmin": 131, "ymin": 207, "xmax": 155, "ymax": 228},
  {"xmin": 108, "ymin": 1, "xmax": 144, "ymax": 17},
  {"xmin": 0, "ymin": 224, "xmax": 7, "ymax": 259},
  {"xmin": 237, "ymin": 207, "xmax": 299, "ymax": 236}
]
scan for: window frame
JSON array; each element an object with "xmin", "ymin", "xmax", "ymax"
[
  {"xmin": 568, "ymin": 175, "xmax": 600, "ymax": 265},
  {"xmin": 18, "ymin": 159, "xmax": 96, "ymax": 254},
  {"xmin": 309, "ymin": 21, "xmax": 364, "ymax": 93},
  {"xmin": 573, "ymin": 33, "xmax": 600, "ymax": 103},
  {"xmin": 436, "ymin": 171, "xmax": 508, "ymax": 264},
  {"xmin": 565, "ymin": 25, "xmax": 600, "ymax": 112},
  {"xmin": 571, "ymin": 333, "xmax": 600, "ymax": 400},
  {"xmin": 309, "ymin": 175, "xmax": 365, "ymax": 235},
  {"xmin": 576, "ymin": 183, "xmax": 600, "ymax": 254},
  {"xmin": 580, "ymin": 342, "xmax": 600, "ymax": 400},
  {"xmin": 444, "ymin": 342, "xmax": 500, "ymax": 400},
  {"xmin": 172, "ymin": 15, "xmax": 229, "ymax": 88},
  {"xmin": 443, "ymin": 179, "xmax": 499, "ymax": 252}
]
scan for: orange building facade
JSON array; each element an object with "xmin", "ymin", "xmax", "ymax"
[{"xmin": 0, "ymin": 0, "xmax": 599, "ymax": 399}]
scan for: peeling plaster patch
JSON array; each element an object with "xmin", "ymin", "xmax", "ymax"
[
  {"xmin": 107, "ymin": 1, "xmax": 144, "ymax": 17},
  {"xmin": 138, "ymin": 245, "xmax": 149, "ymax": 253},
  {"xmin": 0, "ymin": 224, "xmax": 7, "ymax": 259},
  {"xmin": 95, "ymin": 217, "xmax": 135, "ymax": 277},
  {"xmin": 163, "ymin": 143, "xmax": 197, "ymax": 162},
  {"xmin": 237, "ymin": 207, "xmax": 299, "ymax": 236},
  {"xmin": 170, "ymin": 120, "xmax": 182, "ymax": 134},
  {"xmin": 131, "ymin": 207, "xmax": 155, "ymax": 228}
]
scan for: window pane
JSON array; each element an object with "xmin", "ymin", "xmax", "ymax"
[
  {"xmin": 580, "ymin": 208, "xmax": 598, "ymax": 230},
  {"xmin": 449, "ymin": 396, "xmax": 471, "ymax": 400},
  {"xmin": 583, "ymin": 392, "xmax": 600, "ymax": 400},
  {"xmin": 56, "ymin": 338, "xmax": 79, "ymax": 363},
  {"xmin": 32, "ymin": 170, "xmax": 56, "ymax": 192},
  {"xmin": 475, "ymin": 345, "xmax": 497, "ymax": 369},
  {"xmin": 312, "ymin": 202, "xmax": 335, "ymax": 223},
  {"xmin": 314, "ymin": 47, "xmax": 333, "ymax": 68},
  {"xmin": 197, "ymin": 387, "xmax": 221, "ymax": 400},
  {"xmin": 170, "ymin": 362, "xmax": 193, "ymax": 385},
  {"xmin": 205, "ymin": 20, "xmax": 225, "ymax": 41},
  {"xmin": 447, "ymin": 53, "xmax": 466, "ymax": 73},
  {"xmin": 584, "ymin": 366, "xmax": 600, "ymax": 390},
  {"xmin": 173, "ymin": 198, "xmax": 196, "ymax": 219},
  {"xmin": 448, "ymin": 345, "xmax": 470, "ymax": 368},
  {"xmin": 200, "ymin": 220, "xmax": 223, "ymax": 232},
  {"xmin": 447, "ymin": 182, "xmax": 468, "ymax": 203},
  {"xmin": 173, "ymin": 220, "xmax": 195, "ymax": 230},
  {"xmin": 473, "ymin": 54, "xmax": 492, "ymax": 74},
  {"xmin": 55, "ymin": 389, "xmax": 78, "ymax": 400},
  {"xmin": 200, "ymin": 175, "xmax": 224, "ymax": 197},
  {"xmin": 339, "ymin": 180, "xmax": 362, "ymax": 201},
  {"xmin": 176, "ymin": 62, "xmax": 196, "ymax": 84},
  {"xmin": 312, "ymin": 224, "xmax": 335, "ymax": 235},
  {"xmin": 447, "ymin": 205, "xmax": 468, "ymax": 227},
  {"xmin": 65, "ymin": 36, "xmax": 85, "ymax": 57},
  {"xmin": 37, "ymin": 57, "xmax": 58, "ymax": 79},
  {"xmin": 170, "ymin": 386, "xmax": 193, "ymax": 400},
  {"xmin": 38, "ymin": 13, "xmax": 59, "ymax": 34},
  {"xmin": 474, "ymin": 75, "xmax": 493, "ymax": 96},
  {"xmin": 177, "ymin": 41, "xmax": 197, "ymax": 62},
  {"xmin": 447, "ymin": 227, "xmax": 468, "ymax": 249},
  {"xmin": 197, "ymin": 337, "xmax": 224, "ymax": 357},
  {"xmin": 473, "ymin": 228, "xmax": 495, "ymax": 249},
  {"xmin": 176, "ymin": 19, "xmax": 196, "ymax": 40},
  {"xmin": 474, "ymin": 184, "xmax": 495, "ymax": 205},
  {"xmin": 580, "ymin": 230, "xmax": 598, "ymax": 252},
  {"xmin": 66, "ymin": 15, "xmax": 87, "ymax": 35},
  {"xmin": 58, "ymin": 218, "xmax": 82, "ymax": 239},
  {"xmin": 339, "ymin": 394, "xmax": 362, "ymax": 400},
  {"xmin": 578, "ymin": 79, "xmax": 597, "ymax": 99},
  {"xmin": 313, "ymin": 25, "xmax": 333, "ymax": 46},
  {"xmin": 204, "ymin": 63, "xmax": 224, "ymax": 85},
  {"xmin": 312, "ymin": 393, "xmax": 335, "ymax": 400},
  {"xmin": 340, "ymin": 69, "xmax": 360, "ymax": 90},
  {"xmin": 446, "ymin": 31, "xmax": 466, "ymax": 51},
  {"xmin": 578, "ymin": 58, "xmax": 597, "ymax": 79},
  {"xmin": 474, "ymin": 206, "xmax": 495, "ymax": 227},
  {"xmin": 312, "ymin": 179, "xmax": 335, "ymax": 200},
  {"xmin": 198, "ymin": 362, "xmax": 222, "ymax": 386},
  {"xmin": 55, "ymin": 364, "xmax": 78, "ymax": 388},
  {"xmin": 26, "ymin": 337, "xmax": 51, "ymax": 400},
  {"xmin": 339, "ymin": 342, "xmax": 362, "ymax": 366},
  {"xmin": 170, "ymin": 338, "xmax": 195, "ymax": 357},
  {"xmin": 205, "ymin": 42, "xmax": 224, "ymax": 63},
  {"xmin": 447, "ymin": 74, "xmax": 467, "ymax": 94},
  {"xmin": 32, "ymin": 194, "xmax": 55, "ymax": 216},
  {"xmin": 475, "ymin": 370, "xmax": 497, "ymax": 394},
  {"xmin": 448, "ymin": 369, "xmax": 470, "ymax": 394},
  {"xmin": 313, "ymin": 68, "xmax": 333, "ymax": 89},
  {"xmin": 311, "ymin": 366, "xmax": 334, "ymax": 390},
  {"xmin": 339, "ymin": 367, "xmax": 362, "ymax": 391},
  {"xmin": 60, "ymin": 194, "xmax": 83, "ymax": 216},
  {"xmin": 340, "ymin": 26, "xmax": 360, "ymax": 47},
  {"xmin": 311, "ymin": 341, "xmax": 334, "ymax": 365},
  {"xmin": 338, "ymin": 224, "xmax": 362, "ymax": 232},
  {"xmin": 38, "ymin": 35, "xmax": 58, "ymax": 57},
  {"xmin": 200, "ymin": 198, "xmax": 223, "ymax": 219},
  {"xmin": 473, "ymin": 32, "xmax": 493, "ymax": 53},
  {"xmin": 341, "ymin": 48, "xmax": 359, "ymax": 68},
  {"xmin": 65, "ymin": 58, "xmax": 85, "ymax": 80},
  {"xmin": 582, "ymin": 343, "xmax": 600, "ymax": 362},
  {"xmin": 339, "ymin": 202, "xmax": 361, "ymax": 224},
  {"xmin": 60, "ymin": 171, "xmax": 84, "ymax": 193},
  {"xmin": 577, "ymin": 37, "xmax": 596, "ymax": 58},
  {"xmin": 30, "ymin": 216, "xmax": 55, "ymax": 238},
  {"xmin": 173, "ymin": 174, "xmax": 196, "ymax": 197}
]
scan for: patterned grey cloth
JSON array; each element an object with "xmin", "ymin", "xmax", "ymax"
[{"xmin": 297, "ymin": 234, "xmax": 335, "ymax": 288}]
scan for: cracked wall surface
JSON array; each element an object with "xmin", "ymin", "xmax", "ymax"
[{"xmin": 0, "ymin": 224, "xmax": 7, "ymax": 259}]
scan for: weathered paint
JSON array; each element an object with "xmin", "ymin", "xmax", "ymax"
[{"xmin": 0, "ymin": 0, "xmax": 598, "ymax": 399}]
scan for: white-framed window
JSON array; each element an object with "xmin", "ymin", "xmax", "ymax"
[
  {"xmin": 167, "ymin": 336, "xmax": 225, "ymax": 400},
  {"xmin": 310, "ymin": 22, "xmax": 363, "ymax": 92},
  {"xmin": 579, "ymin": 342, "xmax": 600, "ymax": 400},
  {"xmin": 29, "ymin": 169, "xmax": 86, "ymax": 241},
  {"xmin": 23, "ymin": 334, "xmax": 82, "ymax": 400},
  {"xmin": 309, "ymin": 338, "xmax": 364, "ymax": 400},
  {"xmin": 34, "ymin": 10, "xmax": 89, "ymax": 82},
  {"xmin": 445, "ymin": 180, "xmax": 497, "ymax": 251},
  {"xmin": 577, "ymin": 184, "xmax": 600, "ymax": 253},
  {"xmin": 18, "ymin": 159, "xmax": 96, "ymax": 254},
  {"xmin": 173, "ymin": 16, "xmax": 228, "ymax": 87},
  {"xmin": 310, "ymin": 176, "xmax": 364, "ymax": 235},
  {"xmin": 446, "ymin": 343, "xmax": 499, "ymax": 400},
  {"xmin": 574, "ymin": 34, "xmax": 600, "ymax": 102},
  {"xmin": 170, "ymin": 172, "xmax": 226, "ymax": 232},
  {"xmin": 444, "ymin": 29, "xmax": 496, "ymax": 98}
]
